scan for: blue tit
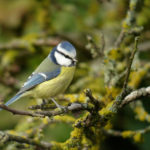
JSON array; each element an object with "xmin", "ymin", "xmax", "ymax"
[{"xmin": 0, "ymin": 41, "xmax": 77, "ymax": 110}]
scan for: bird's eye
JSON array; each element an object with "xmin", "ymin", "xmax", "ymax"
[
  {"xmin": 56, "ymin": 50, "xmax": 72, "ymax": 60},
  {"xmin": 64, "ymin": 54, "xmax": 71, "ymax": 59}
]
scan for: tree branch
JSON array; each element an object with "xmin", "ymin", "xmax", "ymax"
[
  {"xmin": 115, "ymin": 0, "xmax": 141, "ymax": 48},
  {"xmin": 122, "ymin": 36, "xmax": 139, "ymax": 93},
  {"xmin": 36, "ymin": 103, "xmax": 89, "ymax": 117},
  {"xmin": 103, "ymin": 126, "xmax": 150, "ymax": 137},
  {"xmin": 120, "ymin": 86, "xmax": 150, "ymax": 107},
  {"xmin": 0, "ymin": 104, "xmax": 44, "ymax": 117},
  {"xmin": 0, "ymin": 37, "xmax": 61, "ymax": 51},
  {"xmin": 0, "ymin": 102, "xmax": 90, "ymax": 118},
  {"xmin": 116, "ymin": 37, "xmax": 139, "ymax": 103},
  {"xmin": 0, "ymin": 131, "xmax": 52, "ymax": 149}
]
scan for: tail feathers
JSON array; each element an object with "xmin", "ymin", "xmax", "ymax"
[{"xmin": 0, "ymin": 93, "xmax": 22, "ymax": 111}]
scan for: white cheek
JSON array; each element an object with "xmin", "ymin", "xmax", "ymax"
[{"xmin": 54, "ymin": 52, "xmax": 72, "ymax": 66}]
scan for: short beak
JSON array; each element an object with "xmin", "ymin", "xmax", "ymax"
[
  {"xmin": 73, "ymin": 58, "xmax": 77, "ymax": 65},
  {"xmin": 73, "ymin": 58, "xmax": 78, "ymax": 62}
]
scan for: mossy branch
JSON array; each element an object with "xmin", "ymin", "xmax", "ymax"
[
  {"xmin": 0, "ymin": 102, "xmax": 90, "ymax": 118},
  {"xmin": 122, "ymin": 36, "xmax": 139, "ymax": 96},
  {"xmin": 103, "ymin": 126, "xmax": 150, "ymax": 143},
  {"xmin": 0, "ymin": 131, "xmax": 52, "ymax": 149},
  {"xmin": 115, "ymin": 0, "xmax": 141, "ymax": 47},
  {"xmin": 121, "ymin": 86, "xmax": 150, "ymax": 107}
]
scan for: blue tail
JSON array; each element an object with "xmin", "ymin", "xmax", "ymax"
[{"xmin": 0, "ymin": 93, "xmax": 22, "ymax": 111}]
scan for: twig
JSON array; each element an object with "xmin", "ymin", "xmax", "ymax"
[
  {"xmin": 28, "ymin": 104, "xmax": 56, "ymax": 110},
  {"xmin": 116, "ymin": 36, "xmax": 139, "ymax": 103},
  {"xmin": 86, "ymin": 34, "xmax": 105, "ymax": 58},
  {"xmin": 115, "ymin": 30, "xmax": 126, "ymax": 48},
  {"xmin": 115, "ymin": 0, "xmax": 140, "ymax": 48},
  {"xmin": 85, "ymin": 89, "xmax": 104, "ymax": 109},
  {"xmin": 100, "ymin": 32, "xmax": 105, "ymax": 53},
  {"xmin": 0, "ymin": 37, "xmax": 61, "ymax": 51},
  {"xmin": 113, "ymin": 37, "xmax": 139, "ymax": 113},
  {"xmin": 120, "ymin": 86, "xmax": 150, "ymax": 107},
  {"xmin": 115, "ymin": 27, "xmax": 142, "ymax": 48},
  {"xmin": 0, "ymin": 103, "xmax": 89, "ymax": 117},
  {"xmin": 122, "ymin": 37, "xmax": 139, "ymax": 93},
  {"xmin": 0, "ymin": 104, "xmax": 44, "ymax": 117},
  {"xmin": 0, "ymin": 131, "xmax": 52, "ymax": 149},
  {"xmin": 36, "ymin": 103, "xmax": 89, "ymax": 117},
  {"xmin": 103, "ymin": 126, "xmax": 150, "ymax": 137}
]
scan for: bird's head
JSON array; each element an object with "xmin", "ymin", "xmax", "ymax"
[{"xmin": 49, "ymin": 41, "xmax": 77, "ymax": 67}]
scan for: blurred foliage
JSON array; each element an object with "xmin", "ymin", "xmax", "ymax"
[{"xmin": 0, "ymin": 0, "xmax": 150, "ymax": 150}]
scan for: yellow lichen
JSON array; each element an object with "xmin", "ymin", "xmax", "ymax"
[
  {"xmin": 64, "ymin": 93, "xmax": 86, "ymax": 103},
  {"xmin": 50, "ymin": 141, "xmax": 62, "ymax": 150},
  {"xmin": 8, "ymin": 130, "xmax": 18, "ymax": 136},
  {"xmin": 104, "ymin": 121, "xmax": 112, "ymax": 130},
  {"xmin": 78, "ymin": 93, "xmax": 87, "ymax": 103},
  {"xmin": 134, "ymin": 106, "xmax": 148, "ymax": 121},
  {"xmin": 54, "ymin": 115, "xmax": 75, "ymax": 123},
  {"xmin": 25, "ymin": 129, "xmax": 32, "ymax": 134},
  {"xmin": 107, "ymin": 48, "xmax": 122, "ymax": 60},
  {"xmin": 2, "ymin": 50, "xmax": 18, "ymax": 66},
  {"xmin": 129, "ymin": 65, "xmax": 150, "ymax": 88},
  {"xmin": 133, "ymin": 133, "xmax": 143, "ymax": 143},
  {"xmin": 61, "ymin": 127, "xmax": 83, "ymax": 149},
  {"xmin": 122, "ymin": 131, "xmax": 134, "ymax": 138},
  {"xmin": 91, "ymin": 145, "xmax": 100, "ymax": 150},
  {"xmin": 70, "ymin": 128, "xmax": 83, "ymax": 139},
  {"xmin": 82, "ymin": 135, "xmax": 92, "ymax": 147},
  {"xmin": 99, "ymin": 101, "xmax": 115, "ymax": 116},
  {"xmin": 105, "ymin": 87, "xmax": 121, "ymax": 100},
  {"xmin": 42, "ymin": 117, "xmax": 49, "ymax": 124},
  {"xmin": 122, "ymin": 21, "xmax": 130, "ymax": 29}
]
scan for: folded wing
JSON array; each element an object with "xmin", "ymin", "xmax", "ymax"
[{"xmin": 18, "ymin": 68, "xmax": 61, "ymax": 94}]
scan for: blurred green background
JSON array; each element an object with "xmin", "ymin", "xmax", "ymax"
[{"xmin": 0, "ymin": 0, "xmax": 150, "ymax": 150}]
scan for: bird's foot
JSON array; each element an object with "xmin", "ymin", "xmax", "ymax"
[{"xmin": 51, "ymin": 98, "xmax": 67, "ymax": 112}]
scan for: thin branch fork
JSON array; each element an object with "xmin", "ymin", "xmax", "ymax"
[
  {"xmin": 85, "ymin": 89, "xmax": 104, "ymax": 109},
  {"xmin": 114, "ymin": 27, "xmax": 142, "ymax": 48},
  {"xmin": 0, "ymin": 103, "xmax": 89, "ymax": 118},
  {"xmin": 114, "ymin": 0, "xmax": 141, "ymax": 48},
  {"xmin": 116, "ymin": 37, "xmax": 139, "ymax": 103}
]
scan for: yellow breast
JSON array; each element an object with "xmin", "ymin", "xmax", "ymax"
[{"xmin": 32, "ymin": 66, "xmax": 76, "ymax": 99}]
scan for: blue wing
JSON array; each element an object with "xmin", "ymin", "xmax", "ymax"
[
  {"xmin": 19, "ymin": 67, "xmax": 61, "ymax": 94},
  {"xmin": 18, "ymin": 68, "xmax": 60, "ymax": 94},
  {"xmin": 0, "ymin": 68, "xmax": 61, "ymax": 110}
]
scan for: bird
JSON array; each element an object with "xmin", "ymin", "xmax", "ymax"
[{"xmin": 0, "ymin": 41, "xmax": 77, "ymax": 110}]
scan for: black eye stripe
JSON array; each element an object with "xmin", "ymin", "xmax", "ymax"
[{"xmin": 56, "ymin": 50, "xmax": 73, "ymax": 60}]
